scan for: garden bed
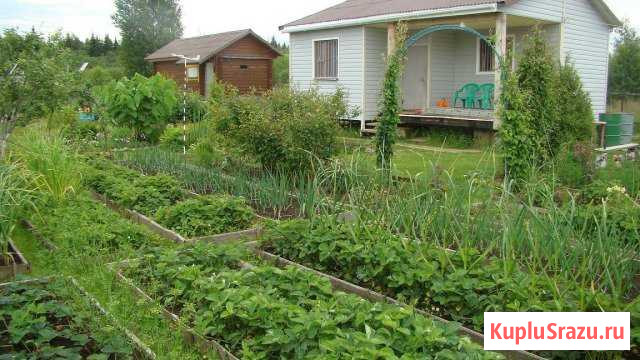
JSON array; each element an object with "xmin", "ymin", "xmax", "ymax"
[
  {"xmin": 109, "ymin": 261, "xmax": 238, "ymax": 359},
  {"xmin": 110, "ymin": 244, "xmax": 500, "ymax": 359},
  {"xmin": 256, "ymin": 217, "xmax": 639, "ymax": 357},
  {"xmin": 250, "ymin": 247, "xmax": 542, "ymax": 360},
  {"xmin": 0, "ymin": 240, "xmax": 30, "ymax": 281},
  {"xmin": 85, "ymin": 159, "xmax": 261, "ymax": 244},
  {"xmin": 0, "ymin": 276, "xmax": 156, "ymax": 359}
]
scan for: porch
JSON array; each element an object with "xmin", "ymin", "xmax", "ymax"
[{"xmin": 361, "ymin": 12, "xmax": 561, "ymax": 135}]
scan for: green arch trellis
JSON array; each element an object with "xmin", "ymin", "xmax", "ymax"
[{"xmin": 403, "ymin": 24, "xmax": 508, "ymax": 81}]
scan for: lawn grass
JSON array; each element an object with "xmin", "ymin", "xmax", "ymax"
[
  {"xmin": 338, "ymin": 139, "xmax": 502, "ymax": 181},
  {"xmin": 12, "ymin": 222, "xmax": 210, "ymax": 360}
]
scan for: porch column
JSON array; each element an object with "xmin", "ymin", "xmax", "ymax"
[
  {"xmin": 387, "ymin": 22, "xmax": 396, "ymax": 56},
  {"xmin": 493, "ymin": 13, "xmax": 507, "ymax": 130}
]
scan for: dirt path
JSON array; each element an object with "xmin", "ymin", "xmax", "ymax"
[{"xmin": 338, "ymin": 137, "xmax": 483, "ymax": 154}]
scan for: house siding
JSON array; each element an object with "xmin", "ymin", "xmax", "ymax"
[
  {"xmin": 502, "ymin": 0, "xmax": 563, "ymax": 22},
  {"xmin": 289, "ymin": 26, "xmax": 364, "ymax": 120},
  {"xmin": 562, "ymin": 0, "xmax": 611, "ymax": 116},
  {"xmin": 428, "ymin": 32, "xmax": 456, "ymax": 107},
  {"xmin": 504, "ymin": 0, "xmax": 612, "ymax": 116},
  {"xmin": 363, "ymin": 27, "xmax": 387, "ymax": 121}
]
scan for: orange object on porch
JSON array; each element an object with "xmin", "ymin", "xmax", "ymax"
[{"xmin": 436, "ymin": 98, "xmax": 450, "ymax": 108}]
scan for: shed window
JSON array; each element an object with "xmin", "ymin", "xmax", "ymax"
[
  {"xmin": 240, "ymin": 65, "xmax": 248, "ymax": 69},
  {"xmin": 187, "ymin": 66, "xmax": 199, "ymax": 79},
  {"xmin": 314, "ymin": 39, "xmax": 338, "ymax": 79}
]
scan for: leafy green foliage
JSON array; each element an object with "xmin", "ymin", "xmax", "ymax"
[
  {"xmin": 608, "ymin": 22, "xmax": 640, "ymax": 111},
  {"xmin": 376, "ymin": 22, "xmax": 407, "ymax": 172},
  {"xmin": 0, "ymin": 279, "xmax": 134, "ymax": 358},
  {"xmin": 0, "ymin": 29, "xmax": 80, "ymax": 124},
  {"xmin": 272, "ymin": 53, "xmax": 289, "ymax": 87},
  {"xmin": 214, "ymin": 86, "xmax": 353, "ymax": 173},
  {"xmin": 171, "ymin": 92, "xmax": 209, "ymax": 123},
  {"xmin": 85, "ymin": 158, "xmax": 185, "ymax": 215},
  {"xmin": 123, "ymin": 244, "xmax": 499, "ymax": 359},
  {"xmin": 156, "ymin": 195, "xmax": 255, "ymax": 238},
  {"xmin": 0, "ymin": 162, "xmax": 32, "ymax": 259},
  {"xmin": 96, "ymin": 74, "xmax": 178, "ymax": 143},
  {"xmin": 33, "ymin": 191, "xmax": 155, "ymax": 252},
  {"xmin": 499, "ymin": 29, "xmax": 594, "ymax": 181},
  {"xmin": 259, "ymin": 217, "xmax": 632, "ymax": 333},
  {"xmin": 554, "ymin": 60, "xmax": 594, "ymax": 142},
  {"xmin": 112, "ymin": 0, "xmax": 183, "ymax": 76}
]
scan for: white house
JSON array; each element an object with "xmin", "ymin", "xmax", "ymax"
[{"xmin": 281, "ymin": 0, "xmax": 621, "ymax": 132}]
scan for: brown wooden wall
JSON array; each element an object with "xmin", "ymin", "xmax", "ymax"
[
  {"xmin": 153, "ymin": 61, "xmax": 201, "ymax": 94},
  {"xmin": 152, "ymin": 34, "xmax": 279, "ymax": 96}
]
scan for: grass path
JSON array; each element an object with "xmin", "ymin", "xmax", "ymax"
[{"xmin": 13, "ymin": 221, "xmax": 210, "ymax": 359}]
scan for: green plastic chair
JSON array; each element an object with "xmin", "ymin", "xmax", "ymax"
[
  {"xmin": 453, "ymin": 83, "xmax": 480, "ymax": 109},
  {"xmin": 479, "ymin": 83, "xmax": 495, "ymax": 110}
]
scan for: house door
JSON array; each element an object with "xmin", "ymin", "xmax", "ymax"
[
  {"xmin": 402, "ymin": 45, "xmax": 428, "ymax": 111},
  {"xmin": 204, "ymin": 62, "xmax": 214, "ymax": 98}
]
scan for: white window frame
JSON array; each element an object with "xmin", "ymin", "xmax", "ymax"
[
  {"xmin": 312, "ymin": 37, "xmax": 339, "ymax": 80},
  {"xmin": 187, "ymin": 66, "xmax": 199, "ymax": 79},
  {"xmin": 475, "ymin": 35, "xmax": 515, "ymax": 75}
]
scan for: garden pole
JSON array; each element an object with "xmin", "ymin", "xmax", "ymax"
[{"xmin": 171, "ymin": 53, "xmax": 201, "ymax": 157}]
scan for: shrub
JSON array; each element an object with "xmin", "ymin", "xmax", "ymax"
[
  {"xmin": 215, "ymin": 87, "xmax": 351, "ymax": 173},
  {"xmin": 171, "ymin": 91, "xmax": 209, "ymax": 123},
  {"xmin": 554, "ymin": 59, "xmax": 594, "ymax": 144},
  {"xmin": 159, "ymin": 125, "xmax": 184, "ymax": 148},
  {"xmin": 156, "ymin": 195, "xmax": 255, "ymax": 237},
  {"xmin": 96, "ymin": 74, "xmax": 177, "ymax": 143},
  {"xmin": 553, "ymin": 142, "xmax": 595, "ymax": 188}
]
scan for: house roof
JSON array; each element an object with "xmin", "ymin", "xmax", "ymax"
[
  {"xmin": 280, "ymin": 0, "xmax": 621, "ymax": 31},
  {"xmin": 145, "ymin": 29, "xmax": 280, "ymax": 64}
]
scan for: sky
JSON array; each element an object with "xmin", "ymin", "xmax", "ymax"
[{"xmin": 0, "ymin": 0, "xmax": 638, "ymax": 43}]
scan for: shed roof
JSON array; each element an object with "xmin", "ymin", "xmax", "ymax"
[
  {"xmin": 145, "ymin": 29, "xmax": 280, "ymax": 64},
  {"xmin": 281, "ymin": 0, "xmax": 621, "ymax": 30}
]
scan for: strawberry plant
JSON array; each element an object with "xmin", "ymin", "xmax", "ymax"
[
  {"xmin": 0, "ymin": 279, "xmax": 136, "ymax": 358},
  {"xmin": 155, "ymin": 195, "xmax": 255, "ymax": 237},
  {"xmin": 123, "ymin": 244, "xmax": 501, "ymax": 359},
  {"xmin": 258, "ymin": 217, "xmax": 633, "ymax": 334},
  {"xmin": 84, "ymin": 158, "xmax": 185, "ymax": 215}
]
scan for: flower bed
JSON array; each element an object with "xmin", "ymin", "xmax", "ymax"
[
  {"xmin": 85, "ymin": 159, "xmax": 257, "ymax": 241},
  {"xmin": 0, "ymin": 277, "xmax": 155, "ymax": 359},
  {"xmin": 116, "ymin": 243, "xmax": 501, "ymax": 359},
  {"xmin": 258, "ymin": 217, "xmax": 640, "ymax": 356}
]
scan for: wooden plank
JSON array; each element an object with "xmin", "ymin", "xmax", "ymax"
[{"xmin": 595, "ymin": 143, "xmax": 638, "ymax": 152}]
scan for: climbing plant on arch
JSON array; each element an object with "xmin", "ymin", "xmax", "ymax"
[{"xmin": 375, "ymin": 23, "xmax": 509, "ymax": 173}]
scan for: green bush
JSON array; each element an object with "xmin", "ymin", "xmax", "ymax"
[
  {"xmin": 553, "ymin": 142, "xmax": 595, "ymax": 188},
  {"xmin": 171, "ymin": 91, "xmax": 209, "ymax": 123},
  {"xmin": 215, "ymin": 87, "xmax": 352, "ymax": 173},
  {"xmin": 159, "ymin": 125, "xmax": 184, "ymax": 148},
  {"xmin": 156, "ymin": 195, "xmax": 255, "ymax": 237},
  {"xmin": 554, "ymin": 60, "xmax": 594, "ymax": 143},
  {"xmin": 96, "ymin": 74, "xmax": 177, "ymax": 143}
]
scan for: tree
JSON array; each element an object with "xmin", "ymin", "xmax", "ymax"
[
  {"xmin": 375, "ymin": 22, "xmax": 407, "ymax": 174},
  {"xmin": 608, "ymin": 22, "xmax": 640, "ymax": 112},
  {"xmin": 86, "ymin": 34, "xmax": 104, "ymax": 57},
  {"xmin": 112, "ymin": 0, "xmax": 183, "ymax": 76}
]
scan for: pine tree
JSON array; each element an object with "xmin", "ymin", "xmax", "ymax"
[{"xmin": 112, "ymin": 0, "xmax": 183, "ymax": 76}]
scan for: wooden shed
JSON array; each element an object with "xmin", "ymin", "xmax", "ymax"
[{"xmin": 145, "ymin": 29, "xmax": 280, "ymax": 96}]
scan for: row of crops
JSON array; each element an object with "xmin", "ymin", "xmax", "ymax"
[
  {"xmin": 83, "ymin": 155, "xmax": 640, "ymax": 358},
  {"xmin": 5, "ymin": 126, "xmax": 638, "ymax": 358}
]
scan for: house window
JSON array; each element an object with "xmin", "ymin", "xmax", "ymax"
[
  {"xmin": 187, "ymin": 66, "xmax": 199, "ymax": 79},
  {"xmin": 314, "ymin": 39, "xmax": 338, "ymax": 79},
  {"xmin": 477, "ymin": 36, "xmax": 515, "ymax": 74}
]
